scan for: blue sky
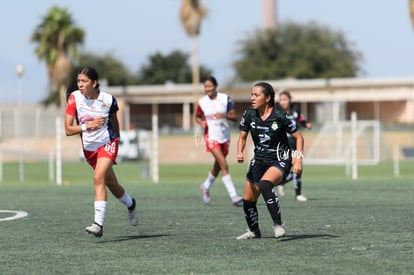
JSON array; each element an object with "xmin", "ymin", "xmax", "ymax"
[{"xmin": 1, "ymin": 0, "xmax": 413, "ymax": 103}]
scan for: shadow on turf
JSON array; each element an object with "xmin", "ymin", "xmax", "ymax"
[
  {"xmin": 98, "ymin": 234, "xmax": 171, "ymax": 243},
  {"xmin": 276, "ymin": 233, "xmax": 339, "ymax": 242}
]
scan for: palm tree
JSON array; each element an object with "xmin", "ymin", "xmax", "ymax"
[
  {"xmin": 410, "ymin": 0, "xmax": 414, "ymax": 27},
  {"xmin": 31, "ymin": 6, "xmax": 84, "ymax": 111},
  {"xmin": 179, "ymin": 0, "xmax": 206, "ymax": 124}
]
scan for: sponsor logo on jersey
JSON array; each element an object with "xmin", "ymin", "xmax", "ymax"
[
  {"xmin": 271, "ymin": 121, "xmax": 278, "ymax": 130},
  {"xmin": 259, "ymin": 133, "xmax": 271, "ymax": 144}
]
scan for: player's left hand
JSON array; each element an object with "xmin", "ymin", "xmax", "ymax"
[
  {"xmin": 237, "ymin": 153, "xmax": 244, "ymax": 163},
  {"xmin": 292, "ymin": 159, "xmax": 302, "ymax": 174}
]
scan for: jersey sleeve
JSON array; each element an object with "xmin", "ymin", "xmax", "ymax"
[
  {"xmin": 66, "ymin": 93, "xmax": 77, "ymax": 116},
  {"xmin": 226, "ymin": 96, "xmax": 235, "ymax": 112},
  {"xmin": 239, "ymin": 109, "xmax": 250, "ymax": 132},
  {"xmin": 109, "ymin": 96, "xmax": 119, "ymax": 114},
  {"xmin": 196, "ymin": 103, "xmax": 204, "ymax": 117},
  {"xmin": 282, "ymin": 113, "xmax": 297, "ymax": 134}
]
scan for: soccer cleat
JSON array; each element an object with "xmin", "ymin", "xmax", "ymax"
[
  {"xmin": 128, "ymin": 198, "xmax": 139, "ymax": 226},
  {"xmin": 236, "ymin": 229, "xmax": 261, "ymax": 240},
  {"xmin": 273, "ymin": 225, "xmax": 286, "ymax": 238},
  {"xmin": 277, "ymin": 185, "xmax": 285, "ymax": 197},
  {"xmin": 86, "ymin": 223, "xmax": 103, "ymax": 238},
  {"xmin": 295, "ymin": 195, "xmax": 308, "ymax": 202},
  {"xmin": 231, "ymin": 196, "xmax": 243, "ymax": 207},
  {"xmin": 200, "ymin": 185, "xmax": 211, "ymax": 204}
]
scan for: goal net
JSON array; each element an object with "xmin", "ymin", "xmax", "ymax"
[{"xmin": 304, "ymin": 118, "xmax": 381, "ymax": 166}]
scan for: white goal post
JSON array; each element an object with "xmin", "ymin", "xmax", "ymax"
[{"xmin": 304, "ymin": 112, "xmax": 381, "ymax": 179}]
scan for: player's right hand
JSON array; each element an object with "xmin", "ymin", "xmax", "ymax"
[
  {"xmin": 92, "ymin": 116, "xmax": 105, "ymax": 128},
  {"xmin": 237, "ymin": 153, "xmax": 244, "ymax": 163}
]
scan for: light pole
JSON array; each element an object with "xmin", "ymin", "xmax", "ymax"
[{"xmin": 16, "ymin": 64, "xmax": 25, "ymax": 182}]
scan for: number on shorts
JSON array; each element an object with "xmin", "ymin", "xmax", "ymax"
[{"xmin": 105, "ymin": 141, "xmax": 116, "ymax": 154}]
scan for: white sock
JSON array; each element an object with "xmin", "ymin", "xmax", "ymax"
[
  {"xmin": 118, "ymin": 192, "xmax": 133, "ymax": 208},
  {"xmin": 94, "ymin": 201, "xmax": 107, "ymax": 227},
  {"xmin": 201, "ymin": 172, "xmax": 216, "ymax": 190},
  {"xmin": 222, "ymin": 174, "xmax": 238, "ymax": 199}
]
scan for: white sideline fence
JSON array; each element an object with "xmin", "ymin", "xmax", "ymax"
[{"xmin": 0, "ymin": 104, "xmax": 61, "ymax": 139}]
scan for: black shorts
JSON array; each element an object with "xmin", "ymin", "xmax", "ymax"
[{"xmin": 246, "ymin": 158, "xmax": 292, "ymax": 185}]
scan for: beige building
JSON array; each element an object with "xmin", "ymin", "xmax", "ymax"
[{"xmin": 107, "ymin": 77, "xmax": 414, "ymax": 131}]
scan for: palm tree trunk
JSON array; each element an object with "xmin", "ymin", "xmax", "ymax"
[
  {"xmin": 410, "ymin": 0, "xmax": 414, "ymax": 27},
  {"xmin": 191, "ymin": 35, "xmax": 200, "ymax": 126}
]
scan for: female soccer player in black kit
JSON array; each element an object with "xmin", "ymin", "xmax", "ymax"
[
  {"xmin": 277, "ymin": 90, "xmax": 312, "ymax": 201},
  {"xmin": 236, "ymin": 82, "xmax": 304, "ymax": 240}
]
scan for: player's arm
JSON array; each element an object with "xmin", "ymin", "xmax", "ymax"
[
  {"xmin": 109, "ymin": 112, "xmax": 120, "ymax": 139},
  {"xmin": 195, "ymin": 104, "xmax": 206, "ymax": 128},
  {"xmin": 65, "ymin": 114, "xmax": 104, "ymax": 136},
  {"xmin": 216, "ymin": 96, "xmax": 237, "ymax": 121},
  {"xmin": 237, "ymin": 109, "xmax": 250, "ymax": 163},
  {"xmin": 237, "ymin": 130, "xmax": 248, "ymax": 163},
  {"xmin": 298, "ymin": 114, "xmax": 312, "ymax": 130},
  {"xmin": 290, "ymin": 131, "xmax": 304, "ymax": 174},
  {"xmin": 225, "ymin": 108, "xmax": 237, "ymax": 122}
]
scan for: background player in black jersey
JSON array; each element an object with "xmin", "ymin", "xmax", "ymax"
[
  {"xmin": 236, "ymin": 82, "xmax": 304, "ymax": 240},
  {"xmin": 277, "ymin": 90, "xmax": 312, "ymax": 202}
]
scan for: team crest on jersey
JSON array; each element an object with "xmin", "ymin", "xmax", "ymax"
[
  {"xmin": 271, "ymin": 121, "xmax": 278, "ymax": 130},
  {"xmin": 101, "ymin": 104, "xmax": 107, "ymax": 110}
]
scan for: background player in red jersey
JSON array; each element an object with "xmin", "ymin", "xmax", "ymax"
[
  {"xmin": 196, "ymin": 76, "xmax": 243, "ymax": 206},
  {"xmin": 65, "ymin": 67, "xmax": 138, "ymax": 237},
  {"xmin": 277, "ymin": 90, "xmax": 312, "ymax": 201}
]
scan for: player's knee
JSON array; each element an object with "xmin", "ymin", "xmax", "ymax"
[{"xmin": 93, "ymin": 174, "xmax": 105, "ymax": 185}]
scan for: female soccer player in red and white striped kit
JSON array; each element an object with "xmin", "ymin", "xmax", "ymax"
[
  {"xmin": 196, "ymin": 76, "xmax": 243, "ymax": 206},
  {"xmin": 65, "ymin": 67, "xmax": 138, "ymax": 238}
]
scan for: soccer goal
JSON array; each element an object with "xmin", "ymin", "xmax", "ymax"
[{"xmin": 304, "ymin": 112, "xmax": 381, "ymax": 179}]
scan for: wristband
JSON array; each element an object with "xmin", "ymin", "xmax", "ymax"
[{"xmin": 81, "ymin": 124, "xmax": 87, "ymax": 132}]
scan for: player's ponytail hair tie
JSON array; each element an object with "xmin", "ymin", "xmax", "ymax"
[
  {"xmin": 79, "ymin": 67, "xmax": 100, "ymax": 91},
  {"xmin": 254, "ymin": 82, "xmax": 275, "ymax": 107}
]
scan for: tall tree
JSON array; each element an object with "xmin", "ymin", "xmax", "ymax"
[
  {"xmin": 179, "ymin": 0, "xmax": 206, "ymax": 111},
  {"xmin": 137, "ymin": 50, "xmax": 212, "ymax": 85},
  {"xmin": 71, "ymin": 52, "xmax": 136, "ymax": 85},
  {"xmin": 234, "ymin": 21, "xmax": 362, "ymax": 81},
  {"xmin": 31, "ymin": 6, "xmax": 84, "ymax": 109},
  {"xmin": 66, "ymin": 52, "xmax": 138, "ymax": 100}
]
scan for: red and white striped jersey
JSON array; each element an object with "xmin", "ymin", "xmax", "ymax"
[
  {"xmin": 66, "ymin": 90, "xmax": 119, "ymax": 151},
  {"xmin": 196, "ymin": 92, "xmax": 235, "ymax": 143}
]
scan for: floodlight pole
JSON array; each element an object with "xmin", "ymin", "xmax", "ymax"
[
  {"xmin": 16, "ymin": 64, "xmax": 25, "ymax": 182},
  {"xmin": 151, "ymin": 103, "xmax": 159, "ymax": 183},
  {"xmin": 351, "ymin": 112, "xmax": 358, "ymax": 180}
]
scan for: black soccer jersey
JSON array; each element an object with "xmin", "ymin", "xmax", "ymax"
[
  {"xmin": 239, "ymin": 106, "xmax": 297, "ymax": 165},
  {"xmin": 276, "ymin": 104, "xmax": 307, "ymax": 150}
]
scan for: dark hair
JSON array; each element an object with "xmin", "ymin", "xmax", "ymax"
[
  {"xmin": 279, "ymin": 90, "xmax": 292, "ymax": 100},
  {"xmin": 254, "ymin": 82, "xmax": 275, "ymax": 107},
  {"xmin": 204, "ymin": 76, "xmax": 218, "ymax": 87},
  {"xmin": 78, "ymin": 67, "xmax": 100, "ymax": 89}
]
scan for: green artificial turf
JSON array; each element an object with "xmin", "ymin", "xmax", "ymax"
[{"xmin": 0, "ymin": 161, "xmax": 413, "ymax": 274}]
